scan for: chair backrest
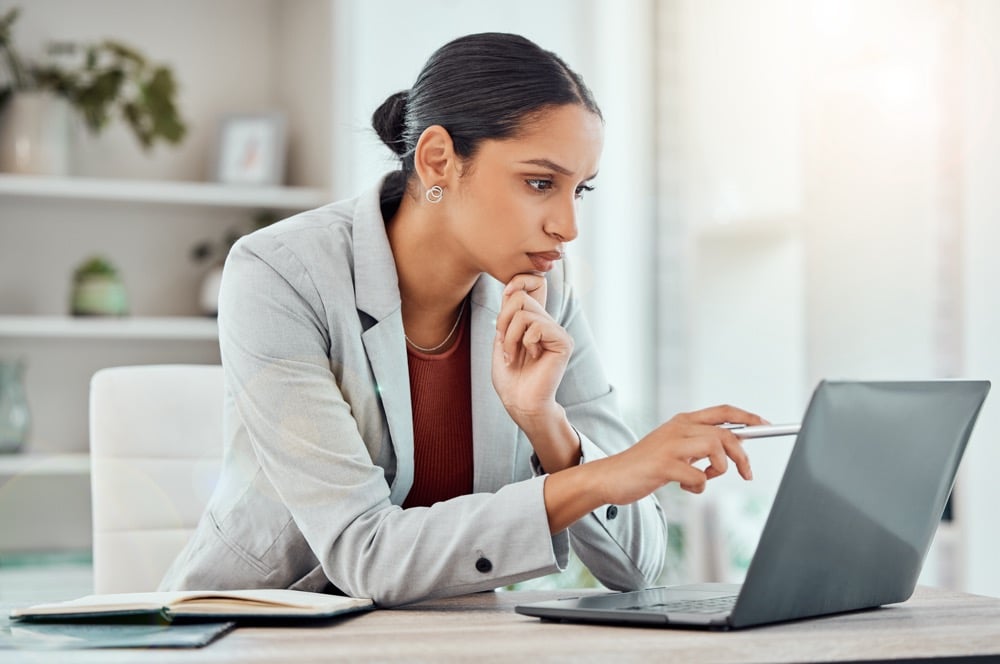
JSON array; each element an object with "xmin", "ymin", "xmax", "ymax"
[{"xmin": 89, "ymin": 364, "xmax": 224, "ymax": 594}]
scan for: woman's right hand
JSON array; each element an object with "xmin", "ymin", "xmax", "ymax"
[{"xmin": 596, "ymin": 405, "xmax": 766, "ymax": 506}]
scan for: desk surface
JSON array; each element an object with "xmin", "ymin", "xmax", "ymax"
[{"xmin": 4, "ymin": 586, "xmax": 1000, "ymax": 663}]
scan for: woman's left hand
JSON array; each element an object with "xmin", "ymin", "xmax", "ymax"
[{"xmin": 492, "ymin": 274, "xmax": 574, "ymax": 441}]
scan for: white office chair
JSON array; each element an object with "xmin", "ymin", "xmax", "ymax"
[{"xmin": 89, "ymin": 364, "xmax": 224, "ymax": 593}]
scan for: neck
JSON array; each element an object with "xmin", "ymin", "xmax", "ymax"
[{"xmin": 387, "ymin": 194, "xmax": 478, "ymax": 348}]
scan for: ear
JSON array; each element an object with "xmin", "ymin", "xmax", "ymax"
[{"xmin": 413, "ymin": 125, "xmax": 459, "ymax": 192}]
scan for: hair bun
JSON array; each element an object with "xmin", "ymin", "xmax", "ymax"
[{"xmin": 372, "ymin": 90, "xmax": 409, "ymax": 156}]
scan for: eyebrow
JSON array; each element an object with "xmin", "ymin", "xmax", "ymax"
[{"xmin": 519, "ymin": 159, "xmax": 598, "ymax": 181}]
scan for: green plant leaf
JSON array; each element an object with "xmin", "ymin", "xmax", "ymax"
[
  {"xmin": 0, "ymin": 7, "xmax": 30, "ymax": 90},
  {"xmin": 102, "ymin": 39, "xmax": 145, "ymax": 66},
  {"xmin": 0, "ymin": 7, "xmax": 20, "ymax": 38},
  {"xmin": 45, "ymin": 40, "xmax": 76, "ymax": 58},
  {"xmin": 76, "ymin": 68, "xmax": 126, "ymax": 132},
  {"xmin": 1, "ymin": 12, "xmax": 186, "ymax": 149},
  {"xmin": 141, "ymin": 67, "xmax": 186, "ymax": 145},
  {"xmin": 73, "ymin": 257, "xmax": 120, "ymax": 282},
  {"xmin": 31, "ymin": 66, "xmax": 75, "ymax": 98}
]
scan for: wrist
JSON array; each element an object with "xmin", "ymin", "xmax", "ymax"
[
  {"xmin": 543, "ymin": 460, "xmax": 606, "ymax": 534},
  {"xmin": 519, "ymin": 406, "xmax": 581, "ymax": 473}
]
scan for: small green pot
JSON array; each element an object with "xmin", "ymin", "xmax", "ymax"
[{"xmin": 71, "ymin": 276, "xmax": 129, "ymax": 316}]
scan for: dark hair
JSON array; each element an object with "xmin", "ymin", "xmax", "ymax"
[{"xmin": 372, "ymin": 32, "xmax": 601, "ymax": 192}]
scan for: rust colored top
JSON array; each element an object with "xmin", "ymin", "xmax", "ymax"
[{"xmin": 402, "ymin": 301, "xmax": 474, "ymax": 508}]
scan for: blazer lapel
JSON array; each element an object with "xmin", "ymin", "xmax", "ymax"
[
  {"xmin": 469, "ymin": 276, "xmax": 520, "ymax": 492},
  {"xmin": 361, "ymin": 313, "xmax": 413, "ymax": 505},
  {"xmin": 352, "ymin": 183, "xmax": 413, "ymax": 504},
  {"xmin": 351, "ymin": 180, "xmax": 519, "ymax": 500}
]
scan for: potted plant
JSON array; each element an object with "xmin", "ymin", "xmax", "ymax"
[
  {"xmin": 191, "ymin": 210, "xmax": 281, "ymax": 316},
  {"xmin": 70, "ymin": 256, "xmax": 129, "ymax": 316},
  {"xmin": 190, "ymin": 211, "xmax": 281, "ymax": 316},
  {"xmin": 0, "ymin": 6, "xmax": 186, "ymax": 175},
  {"xmin": 190, "ymin": 227, "xmax": 242, "ymax": 317}
]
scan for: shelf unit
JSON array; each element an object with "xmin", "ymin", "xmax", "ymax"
[
  {"xmin": 0, "ymin": 0, "xmax": 334, "ymax": 554},
  {"xmin": 0, "ymin": 174, "xmax": 330, "ymax": 210},
  {"xmin": 0, "ymin": 319, "xmax": 219, "ymax": 479},
  {"xmin": 0, "ymin": 316, "xmax": 218, "ymax": 341},
  {"xmin": 0, "ymin": 183, "xmax": 305, "ymax": 549},
  {"xmin": 0, "ymin": 0, "xmax": 337, "ymax": 553},
  {"xmin": 0, "ymin": 453, "xmax": 91, "ymax": 477}
]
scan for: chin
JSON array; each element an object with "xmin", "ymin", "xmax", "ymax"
[
  {"xmin": 482, "ymin": 260, "xmax": 548, "ymax": 286},
  {"xmin": 487, "ymin": 270, "xmax": 515, "ymax": 285}
]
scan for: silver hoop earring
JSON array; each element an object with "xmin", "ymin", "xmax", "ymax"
[{"xmin": 425, "ymin": 185, "xmax": 444, "ymax": 204}]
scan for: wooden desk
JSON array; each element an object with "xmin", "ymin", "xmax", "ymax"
[{"xmin": 5, "ymin": 586, "xmax": 1000, "ymax": 662}]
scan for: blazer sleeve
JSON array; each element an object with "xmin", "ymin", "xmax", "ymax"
[
  {"xmin": 217, "ymin": 233, "xmax": 570, "ymax": 607},
  {"xmin": 550, "ymin": 265, "xmax": 669, "ymax": 590}
]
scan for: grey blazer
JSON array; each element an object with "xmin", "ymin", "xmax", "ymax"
[{"xmin": 159, "ymin": 177, "xmax": 667, "ymax": 606}]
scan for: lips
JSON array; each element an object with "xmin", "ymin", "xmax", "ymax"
[{"xmin": 526, "ymin": 250, "xmax": 563, "ymax": 273}]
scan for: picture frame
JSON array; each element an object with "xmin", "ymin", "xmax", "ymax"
[{"xmin": 213, "ymin": 112, "xmax": 287, "ymax": 186}]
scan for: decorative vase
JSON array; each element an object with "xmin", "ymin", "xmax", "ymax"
[
  {"xmin": 71, "ymin": 275, "xmax": 129, "ymax": 316},
  {"xmin": 0, "ymin": 91, "xmax": 72, "ymax": 176},
  {"xmin": 0, "ymin": 358, "xmax": 30, "ymax": 454},
  {"xmin": 199, "ymin": 264, "xmax": 225, "ymax": 317}
]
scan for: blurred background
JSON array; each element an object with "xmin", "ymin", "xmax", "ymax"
[{"xmin": 1, "ymin": 0, "xmax": 998, "ymax": 602}]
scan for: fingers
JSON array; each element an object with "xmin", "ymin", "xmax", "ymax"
[
  {"xmin": 500, "ymin": 309, "xmax": 568, "ymax": 362},
  {"xmin": 667, "ymin": 406, "xmax": 762, "ymax": 481},
  {"xmin": 605, "ymin": 416, "xmax": 759, "ymax": 504},
  {"xmin": 496, "ymin": 274, "xmax": 547, "ymax": 341},
  {"xmin": 503, "ymin": 273, "xmax": 547, "ymax": 308},
  {"xmin": 671, "ymin": 428, "xmax": 752, "ymax": 483},
  {"xmin": 693, "ymin": 437, "xmax": 729, "ymax": 479},
  {"xmin": 687, "ymin": 404, "xmax": 768, "ymax": 427},
  {"xmin": 496, "ymin": 285, "xmax": 548, "ymax": 339},
  {"xmin": 723, "ymin": 435, "xmax": 753, "ymax": 481},
  {"xmin": 496, "ymin": 282, "xmax": 569, "ymax": 364},
  {"xmin": 676, "ymin": 464, "xmax": 708, "ymax": 494},
  {"xmin": 518, "ymin": 319, "xmax": 546, "ymax": 361}
]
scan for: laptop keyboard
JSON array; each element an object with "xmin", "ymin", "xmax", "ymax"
[{"xmin": 621, "ymin": 594, "xmax": 737, "ymax": 615}]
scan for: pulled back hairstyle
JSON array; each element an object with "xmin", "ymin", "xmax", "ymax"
[{"xmin": 372, "ymin": 32, "xmax": 602, "ymax": 201}]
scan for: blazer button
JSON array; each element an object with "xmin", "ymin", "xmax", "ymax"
[
  {"xmin": 606, "ymin": 505, "xmax": 619, "ymax": 520},
  {"xmin": 475, "ymin": 557, "xmax": 493, "ymax": 573}
]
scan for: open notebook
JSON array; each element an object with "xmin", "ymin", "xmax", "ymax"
[{"xmin": 10, "ymin": 588, "xmax": 374, "ymax": 623}]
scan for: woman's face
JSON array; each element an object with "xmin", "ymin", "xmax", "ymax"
[{"xmin": 445, "ymin": 103, "xmax": 604, "ymax": 284}]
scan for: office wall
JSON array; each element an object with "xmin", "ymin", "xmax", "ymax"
[
  {"xmin": 961, "ymin": 0, "xmax": 1000, "ymax": 599},
  {"xmin": 659, "ymin": 0, "xmax": 999, "ymax": 593},
  {"xmin": 800, "ymin": 0, "xmax": 1000, "ymax": 597},
  {"xmin": 801, "ymin": 1, "xmax": 941, "ymax": 386},
  {"xmin": 653, "ymin": 0, "xmax": 806, "ymax": 583}
]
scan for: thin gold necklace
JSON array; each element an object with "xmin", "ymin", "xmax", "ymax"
[{"xmin": 405, "ymin": 300, "xmax": 465, "ymax": 353}]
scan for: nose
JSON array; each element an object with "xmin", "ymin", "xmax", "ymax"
[{"xmin": 545, "ymin": 195, "xmax": 579, "ymax": 243}]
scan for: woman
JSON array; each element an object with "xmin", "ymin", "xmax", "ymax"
[{"xmin": 160, "ymin": 32, "xmax": 762, "ymax": 607}]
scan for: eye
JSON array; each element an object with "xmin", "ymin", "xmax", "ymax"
[
  {"xmin": 526, "ymin": 179, "xmax": 554, "ymax": 193},
  {"xmin": 574, "ymin": 184, "xmax": 595, "ymax": 200}
]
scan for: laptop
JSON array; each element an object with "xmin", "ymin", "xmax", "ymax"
[{"xmin": 516, "ymin": 379, "xmax": 991, "ymax": 630}]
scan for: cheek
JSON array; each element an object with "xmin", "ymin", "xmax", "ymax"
[
  {"xmin": 499, "ymin": 184, "xmax": 546, "ymax": 225},
  {"xmin": 472, "ymin": 190, "xmax": 523, "ymax": 238},
  {"xmin": 485, "ymin": 200, "xmax": 539, "ymax": 248},
  {"xmin": 485, "ymin": 182, "xmax": 523, "ymax": 216},
  {"xmin": 458, "ymin": 180, "xmax": 542, "ymax": 258}
]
